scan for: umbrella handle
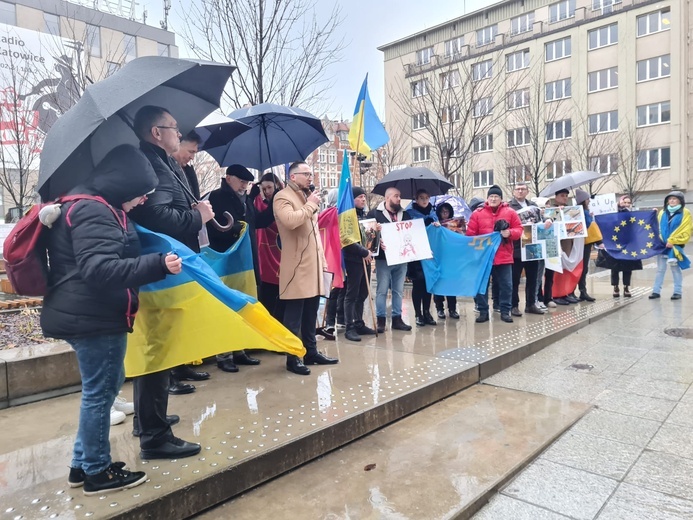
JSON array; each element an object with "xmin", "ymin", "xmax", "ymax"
[{"xmin": 210, "ymin": 211, "xmax": 235, "ymax": 232}]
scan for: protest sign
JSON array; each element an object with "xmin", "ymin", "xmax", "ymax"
[
  {"xmin": 588, "ymin": 193, "xmax": 617, "ymax": 215},
  {"xmin": 358, "ymin": 218, "xmax": 380, "ymax": 255},
  {"xmin": 380, "ymin": 219, "xmax": 432, "ymax": 266}
]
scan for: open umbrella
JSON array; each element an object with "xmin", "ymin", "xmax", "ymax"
[
  {"xmin": 431, "ymin": 195, "xmax": 471, "ymax": 222},
  {"xmin": 539, "ymin": 171, "xmax": 609, "ymax": 197},
  {"xmin": 38, "ymin": 56, "xmax": 235, "ymax": 201},
  {"xmin": 201, "ymin": 103, "xmax": 329, "ymax": 170},
  {"xmin": 372, "ymin": 167, "xmax": 454, "ymax": 199},
  {"xmin": 195, "ymin": 112, "xmax": 251, "ymax": 148}
]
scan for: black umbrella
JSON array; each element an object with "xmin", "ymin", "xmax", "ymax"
[
  {"xmin": 38, "ymin": 57, "xmax": 235, "ymax": 201},
  {"xmin": 372, "ymin": 167, "xmax": 454, "ymax": 199}
]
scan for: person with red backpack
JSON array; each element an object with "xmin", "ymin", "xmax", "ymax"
[{"xmin": 39, "ymin": 144, "xmax": 182, "ymax": 495}]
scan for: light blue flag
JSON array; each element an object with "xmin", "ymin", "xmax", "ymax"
[{"xmin": 421, "ymin": 227, "xmax": 501, "ymax": 297}]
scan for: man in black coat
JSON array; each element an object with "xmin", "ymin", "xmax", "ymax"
[
  {"xmin": 342, "ymin": 187, "xmax": 376, "ymax": 342},
  {"xmin": 126, "ymin": 106, "xmax": 215, "ymax": 460},
  {"xmin": 171, "ymin": 130, "xmax": 202, "ymax": 200}
]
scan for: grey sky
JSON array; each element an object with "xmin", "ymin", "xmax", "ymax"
[{"xmin": 142, "ymin": 0, "xmax": 490, "ymax": 118}]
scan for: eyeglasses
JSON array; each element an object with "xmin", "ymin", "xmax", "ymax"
[
  {"xmin": 294, "ymin": 171, "xmax": 313, "ymax": 177},
  {"xmin": 157, "ymin": 125, "xmax": 179, "ymax": 132}
]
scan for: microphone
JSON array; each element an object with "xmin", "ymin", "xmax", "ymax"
[{"xmin": 309, "ymin": 184, "xmax": 316, "ymax": 192}]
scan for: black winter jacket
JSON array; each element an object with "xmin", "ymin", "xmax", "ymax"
[
  {"xmin": 129, "ymin": 142, "xmax": 203, "ymax": 252},
  {"xmin": 343, "ymin": 206, "xmax": 370, "ymax": 264},
  {"xmin": 41, "ymin": 145, "xmax": 170, "ymax": 339}
]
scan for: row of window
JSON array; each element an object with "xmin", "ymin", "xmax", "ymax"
[{"xmin": 317, "ymin": 150, "xmax": 339, "ymax": 163}]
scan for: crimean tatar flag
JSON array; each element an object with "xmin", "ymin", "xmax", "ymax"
[
  {"xmin": 125, "ymin": 225, "xmax": 305, "ymax": 377},
  {"xmin": 348, "ymin": 74, "xmax": 390, "ymax": 157},
  {"xmin": 337, "ymin": 152, "xmax": 361, "ymax": 248}
]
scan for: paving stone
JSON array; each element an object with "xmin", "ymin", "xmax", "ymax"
[
  {"xmin": 625, "ymin": 351, "xmax": 693, "ymax": 384},
  {"xmin": 571, "ymin": 409, "xmax": 661, "ymax": 448},
  {"xmin": 597, "ymin": 483, "xmax": 693, "ymax": 520},
  {"xmin": 591, "ymin": 389, "xmax": 677, "ymax": 421},
  {"xmin": 666, "ymin": 400, "xmax": 693, "ymax": 427},
  {"xmin": 502, "ymin": 459, "xmax": 617, "ymax": 520},
  {"xmin": 541, "ymin": 431, "xmax": 642, "ymax": 480},
  {"xmin": 648, "ymin": 423, "xmax": 693, "ymax": 460},
  {"xmin": 681, "ymin": 385, "xmax": 693, "ymax": 402},
  {"xmin": 473, "ymin": 494, "xmax": 572, "ymax": 520},
  {"xmin": 626, "ymin": 450, "xmax": 693, "ymax": 502},
  {"xmin": 609, "ymin": 375, "xmax": 689, "ymax": 402}
]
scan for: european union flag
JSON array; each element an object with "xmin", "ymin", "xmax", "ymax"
[
  {"xmin": 595, "ymin": 210, "xmax": 666, "ymax": 260},
  {"xmin": 421, "ymin": 227, "xmax": 501, "ymax": 297}
]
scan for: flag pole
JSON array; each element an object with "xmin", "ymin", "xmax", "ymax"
[{"xmin": 363, "ymin": 258, "xmax": 378, "ymax": 336}]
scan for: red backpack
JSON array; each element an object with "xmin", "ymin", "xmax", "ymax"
[{"xmin": 2, "ymin": 195, "xmax": 115, "ymax": 296}]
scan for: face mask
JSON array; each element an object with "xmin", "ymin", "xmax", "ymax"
[{"xmin": 668, "ymin": 204, "xmax": 682, "ymax": 213}]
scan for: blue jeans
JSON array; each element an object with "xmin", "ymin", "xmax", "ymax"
[
  {"xmin": 375, "ymin": 260, "xmax": 407, "ymax": 318},
  {"xmin": 68, "ymin": 334, "xmax": 127, "ymax": 475},
  {"xmin": 653, "ymin": 254, "xmax": 683, "ymax": 295},
  {"xmin": 476, "ymin": 264, "xmax": 512, "ymax": 315}
]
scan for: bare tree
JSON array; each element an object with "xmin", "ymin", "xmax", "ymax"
[
  {"xmin": 192, "ymin": 151, "xmax": 225, "ymax": 196},
  {"xmin": 612, "ymin": 117, "xmax": 656, "ymax": 204},
  {"xmin": 178, "ymin": 0, "xmax": 346, "ymax": 112}
]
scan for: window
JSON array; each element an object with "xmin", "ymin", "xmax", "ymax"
[
  {"xmin": 476, "ymin": 25, "xmax": 497, "ymax": 47},
  {"xmin": 472, "ymin": 60, "xmax": 493, "ymax": 81},
  {"xmin": 44, "ymin": 13, "xmax": 60, "ymax": 36},
  {"xmin": 549, "ymin": 0, "xmax": 575, "ymax": 23},
  {"xmin": 637, "ymin": 148, "xmax": 670, "ymax": 170},
  {"xmin": 473, "ymin": 97, "xmax": 493, "ymax": 117},
  {"xmin": 511, "ymin": 13, "xmax": 534, "ymax": 35},
  {"xmin": 637, "ymin": 101, "xmax": 670, "ymax": 127},
  {"xmin": 123, "ymin": 35, "xmax": 137, "ymax": 62},
  {"xmin": 588, "ymin": 23, "xmax": 618, "ymax": 50},
  {"xmin": 416, "ymin": 47, "xmax": 433, "ymax": 65},
  {"xmin": 106, "ymin": 61, "xmax": 120, "ymax": 76},
  {"xmin": 157, "ymin": 43, "xmax": 170, "ymax": 57},
  {"xmin": 507, "ymin": 166, "xmax": 532, "ymax": 185},
  {"xmin": 545, "ymin": 37, "xmax": 571, "ymax": 62},
  {"xmin": 637, "ymin": 55, "xmax": 670, "ymax": 82},
  {"xmin": 545, "ymin": 78, "xmax": 571, "ymax": 101},
  {"xmin": 413, "ymin": 146, "xmax": 430, "ymax": 163},
  {"xmin": 412, "ymin": 113, "xmax": 429, "ymax": 130},
  {"xmin": 444, "ymin": 37, "xmax": 464, "ymax": 57},
  {"xmin": 411, "ymin": 80, "xmax": 428, "ymax": 98},
  {"xmin": 588, "ymin": 67, "xmax": 618, "ymax": 92},
  {"xmin": 443, "ymin": 138, "xmax": 461, "ymax": 158},
  {"xmin": 506, "ymin": 50, "xmax": 529, "ymax": 72},
  {"xmin": 507, "ymin": 127, "xmax": 531, "ymax": 148},
  {"xmin": 441, "ymin": 106, "xmax": 460, "ymax": 124},
  {"xmin": 588, "ymin": 110, "xmax": 618, "ymax": 134},
  {"xmin": 589, "ymin": 154, "xmax": 618, "ymax": 174},
  {"xmin": 86, "ymin": 24, "xmax": 101, "ymax": 58},
  {"xmin": 0, "ymin": 1, "xmax": 15, "ymax": 25},
  {"xmin": 473, "ymin": 170, "xmax": 494, "ymax": 188},
  {"xmin": 592, "ymin": 0, "xmax": 621, "ymax": 12},
  {"xmin": 328, "ymin": 150, "xmax": 337, "ymax": 164},
  {"xmin": 318, "ymin": 150, "xmax": 326, "ymax": 163},
  {"xmin": 546, "ymin": 119, "xmax": 572, "ymax": 141},
  {"xmin": 441, "ymin": 70, "xmax": 461, "ymax": 89},
  {"xmin": 546, "ymin": 160, "xmax": 572, "ymax": 180},
  {"xmin": 507, "ymin": 88, "xmax": 530, "ymax": 110},
  {"xmin": 637, "ymin": 9, "xmax": 671, "ymax": 36},
  {"xmin": 473, "ymin": 134, "xmax": 493, "ymax": 153}
]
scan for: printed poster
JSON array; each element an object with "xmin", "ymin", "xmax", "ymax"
[
  {"xmin": 380, "ymin": 219, "xmax": 433, "ymax": 266},
  {"xmin": 358, "ymin": 218, "xmax": 380, "ymax": 256}
]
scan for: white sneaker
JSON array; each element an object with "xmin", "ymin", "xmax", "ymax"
[
  {"xmin": 547, "ymin": 301, "xmax": 557, "ymax": 308},
  {"xmin": 113, "ymin": 394, "xmax": 134, "ymax": 415},
  {"xmin": 537, "ymin": 302, "xmax": 547, "ymax": 310},
  {"xmin": 110, "ymin": 407, "xmax": 126, "ymax": 426},
  {"xmin": 335, "ymin": 323, "xmax": 346, "ymax": 330}
]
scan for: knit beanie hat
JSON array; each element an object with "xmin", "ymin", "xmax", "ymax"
[
  {"xmin": 487, "ymin": 185, "xmax": 503, "ymax": 199},
  {"xmin": 352, "ymin": 186, "xmax": 366, "ymax": 199},
  {"xmin": 575, "ymin": 189, "xmax": 590, "ymax": 205}
]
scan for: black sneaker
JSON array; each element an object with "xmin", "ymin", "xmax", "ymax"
[
  {"xmin": 649, "ymin": 293, "xmax": 661, "ymax": 299},
  {"xmin": 68, "ymin": 461, "xmax": 127, "ymax": 488},
  {"xmin": 83, "ymin": 463, "xmax": 147, "ymax": 496}
]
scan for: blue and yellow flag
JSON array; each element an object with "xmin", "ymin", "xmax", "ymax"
[
  {"xmin": 595, "ymin": 210, "xmax": 667, "ymax": 261},
  {"xmin": 337, "ymin": 153, "xmax": 361, "ymax": 248},
  {"xmin": 125, "ymin": 225, "xmax": 305, "ymax": 377},
  {"xmin": 348, "ymin": 74, "xmax": 389, "ymax": 157},
  {"xmin": 421, "ymin": 227, "xmax": 501, "ymax": 297}
]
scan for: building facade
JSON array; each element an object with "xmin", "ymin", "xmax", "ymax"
[
  {"xmin": 0, "ymin": 0, "xmax": 178, "ymax": 220},
  {"xmin": 379, "ymin": 0, "xmax": 688, "ymax": 207}
]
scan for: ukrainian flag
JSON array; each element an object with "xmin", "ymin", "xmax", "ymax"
[
  {"xmin": 348, "ymin": 74, "xmax": 390, "ymax": 157},
  {"xmin": 337, "ymin": 153, "xmax": 361, "ymax": 248},
  {"xmin": 124, "ymin": 225, "xmax": 305, "ymax": 377}
]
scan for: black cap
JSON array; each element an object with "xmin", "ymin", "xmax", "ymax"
[
  {"xmin": 226, "ymin": 164, "xmax": 254, "ymax": 181},
  {"xmin": 555, "ymin": 188, "xmax": 570, "ymax": 196},
  {"xmin": 352, "ymin": 186, "xmax": 366, "ymax": 199},
  {"xmin": 487, "ymin": 185, "xmax": 503, "ymax": 199}
]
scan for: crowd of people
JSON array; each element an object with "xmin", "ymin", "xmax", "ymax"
[{"xmin": 37, "ymin": 105, "xmax": 690, "ymax": 496}]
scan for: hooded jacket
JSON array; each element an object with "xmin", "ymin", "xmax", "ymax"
[
  {"xmin": 41, "ymin": 145, "xmax": 170, "ymax": 339},
  {"xmin": 466, "ymin": 201, "xmax": 523, "ymax": 265}
]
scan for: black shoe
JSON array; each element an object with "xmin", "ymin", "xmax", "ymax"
[
  {"xmin": 649, "ymin": 293, "xmax": 660, "ymax": 299},
  {"xmin": 355, "ymin": 322, "xmax": 376, "ymax": 335},
  {"xmin": 376, "ymin": 317, "xmax": 386, "ymax": 334},
  {"xmin": 511, "ymin": 306, "xmax": 523, "ymax": 317},
  {"xmin": 500, "ymin": 314, "xmax": 514, "ymax": 323},
  {"xmin": 565, "ymin": 294, "xmax": 579, "ymax": 304},
  {"xmin": 391, "ymin": 316, "xmax": 412, "ymax": 331},
  {"xmin": 423, "ymin": 312, "xmax": 437, "ymax": 326},
  {"xmin": 344, "ymin": 327, "xmax": 361, "ymax": 342},
  {"xmin": 476, "ymin": 312, "xmax": 489, "ymax": 323},
  {"xmin": 140, "ymin": 437, "xmax": 201, "ymax": 460},
  {"xmin": 623, "ymin": 286, "xmax": 631, "ymax": 298},
  {"xmin": 415, "ymin": 315, "xmax": 425, "ymax": 327},
  {"xmin": 233, "ymin": 352, "xmax": 261, "ymax": 365},
  {"xmin": 217, "ymin": 359, "xmax": 239, "ymax": 373},
  {"xmin": 449, "ymin": 310, "xmax": 460, "ymax": 319},
  {"xmin": 83, "ymin": 463, "xmax": 147, "ymax": 496},
  {"xmin": 304, "ymin": 351, "xmax": 339, "ymax": 365},
  {"xmin": 168, "ymin": 377, "xmax": 195, "ymax": 395},
  {"xmin": 579, "ymin": 292, "xmax": 596, "ymax": 302},
  {"xmin": 286, "ymin": 355, "xmax": 311, "ymax": 375},
  {"xmin": 132, "ymin": 415, "xmax": 180, "ymax": 437},
  {"xmin": 525, "ymin": 304, "xmax": 546, "ymax": 315},
  {"xmin": 554, "ymin": 297, "xmax": 570, "ymax": 305},
  {"xmin": 437, "ymin": 309, "xmax": 446, "ymax": 319},
  {"xmin": 171, "ymin": 365, "xmax": 210, "ymax": 381},
  {"xmin": 69, "ymin": 461, "xmax": 127, "ymax": 488},
  {"xmin": 671, "ymin": 293, "xmax": 682, "ymax": 300}
]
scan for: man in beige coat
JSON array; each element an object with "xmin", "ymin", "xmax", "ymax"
[{"xmin": 274, "ymin": 161, "xmax": 339, "ymax": 375}]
